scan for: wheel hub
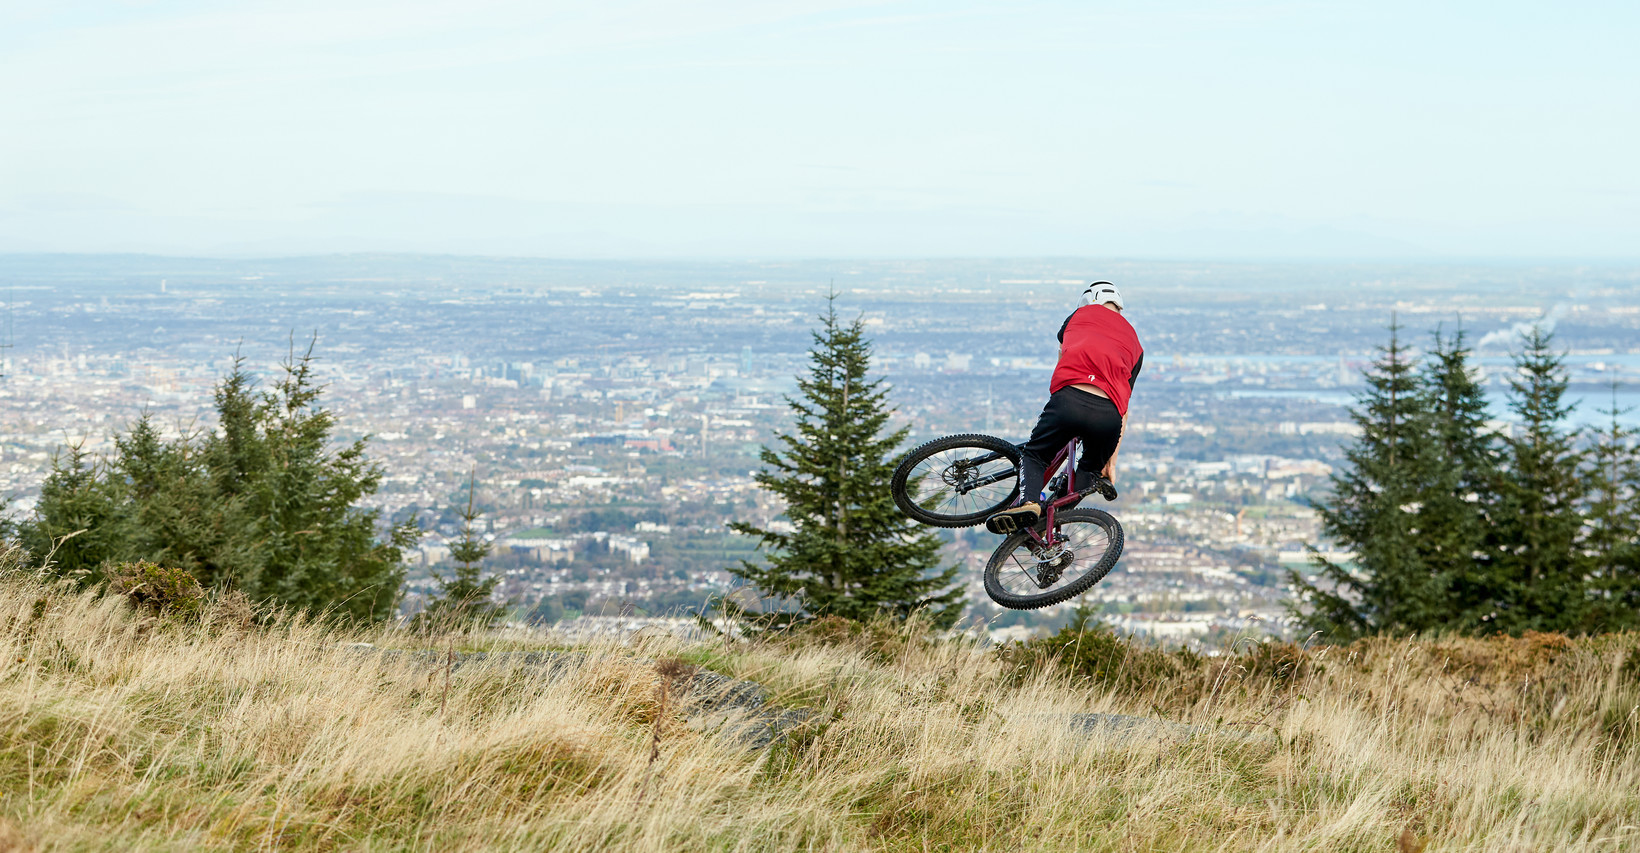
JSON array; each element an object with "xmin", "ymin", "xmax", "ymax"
[
  {"xmin": 940, "ymin": 465, "xmax": 973, "ymax": 489},
  {"xmin": 1033, "ymin": 545, "xmax": 1074, "ymax": 588}
]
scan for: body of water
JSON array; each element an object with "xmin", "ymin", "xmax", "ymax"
[{"xmin": 1221, "ymin": 388, "xmax": 1640, "ymax": 428}]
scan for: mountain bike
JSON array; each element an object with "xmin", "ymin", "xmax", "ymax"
[{"xmin": 890, "ymin": 433, "xmax": 1124, "ymax": 610}]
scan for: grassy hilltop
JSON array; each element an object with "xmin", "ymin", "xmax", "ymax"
[{"xmin": 1, "ymin": 545, "xmax": 1638, "ymax": 851}]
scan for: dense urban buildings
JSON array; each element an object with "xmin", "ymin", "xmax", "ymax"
[{"xmin": 3, "ymin": 256, "xmax": 1637, "ymax": 641}]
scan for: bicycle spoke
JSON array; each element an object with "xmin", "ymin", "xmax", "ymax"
[
  {"xmin": 892, "ymin": 435, "xmax": 1022, "ymax": 527},
  {"xmin": 905, "ymin": 450, "xmax": 1017, "ymax": 519},
  {"xmin": 1006, "ymin": 550, "xmax": 1039, "ymax": 589},
  {"xmin": 995, "ymin": 548, "xmax": 1043, "ymax": 598},
  {"xmin": 993, "ymin": 519, "xmax": 1115, "ymax": 599}
]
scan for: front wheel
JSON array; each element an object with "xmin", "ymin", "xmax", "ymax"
[
  {"xmin": 984, "ymin": 508, "xmax": 1124, "ymax": 610},
  {"xmin": 891, "ymin": 433, "xmax": 1022, "ymax": 528}
]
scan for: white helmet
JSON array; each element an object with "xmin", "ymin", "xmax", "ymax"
[{"xmin": 1081, "ymin": 280, "xmax": 1123, "ymax": 310}]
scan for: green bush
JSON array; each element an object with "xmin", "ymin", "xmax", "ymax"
[
  {"xmin": 418, "ymin": 475, "xmax": 507, "ymax": 633},
  {"xmin": 1237, "ymin": 639, "xmax": 1314, "ymax": 685},
  {"xmin": 785, "ymin": 613, "xmax": 929, "ymax": 664},
  {"xmin": 16, "ymin": 343, "xmax": 415, "ymax": 623},
  {"xmin": 107, "ymin": 560, "xmax": 204, "ymax": 621},
  {"xmin": 998, "ymin": 606, "xmax": 1200, "ymax": 695}
]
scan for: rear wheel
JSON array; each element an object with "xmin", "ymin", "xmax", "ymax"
[
  {"xmin": 983, "ymin": 508, "xmax": 1123, "ymax": 609},
  {"xmin": 891, "ymin": 434, "xmax": 1021, "ymax": 528}
]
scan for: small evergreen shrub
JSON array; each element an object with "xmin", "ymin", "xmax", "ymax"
[
  {"xmin": 998, "ymin": 607, "xmax": 1198, "ymax": 694},
  {"xmin": 107, "ymin": 560, "xmax": 204, "ymax": 620},
  {"xmin": 786, "ymin": 613, "xmax": 928, "ymax": 664},
  {"xmin": 418, "ymin": 474, "xmax": 507, "ymax": 633},
  {"xmin": 1237, "ymin": 639, "xmax": 1314, "ymax": 685}
]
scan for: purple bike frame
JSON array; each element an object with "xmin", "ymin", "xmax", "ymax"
[{"xmin": 1025, "ymin": 437, "xmax": 1086, "ymax": 548}]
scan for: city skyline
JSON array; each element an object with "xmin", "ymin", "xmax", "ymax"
[{"xmin": 4, "ymin": 255, "xmax": 1637, "ymax": 637}]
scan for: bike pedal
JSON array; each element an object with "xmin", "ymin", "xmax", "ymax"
[
  {"xmin": 985, "ymin": 505, "xmax": 1040, "ymax": 535},
  {"xmin": 985, "ymin": 515, "xmax": 1020, "ymax": 535}
]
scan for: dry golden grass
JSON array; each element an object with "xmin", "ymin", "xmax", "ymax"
[{"xmin": 1, "ymin": 549, "xmax": 1637, "ymax": 851}]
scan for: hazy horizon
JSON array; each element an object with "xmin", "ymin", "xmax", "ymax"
[
  {"xmin": 5, "ymin": 1, "xmax": 1637, "ymax": 260},
  {"xmin": 5, "ymin": 251, "xmax": 1640, "ymax": 268}
]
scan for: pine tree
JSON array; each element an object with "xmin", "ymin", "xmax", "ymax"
[
  {"xmin": 421, "ymin": 475, "xmax": 507, "ymax": 629},
  {"xmin": 1580, "ymin": 384, "xmax": 1640, "ymax": 630},
  {"xmin": 730, "ymin": 295, "xmax": 962, "ymax": 628},
  {"xmin": 19, "ymin": 443, "xmax": 130, "ymax": 583},
  {"xmin": 18, "ymin": 340, "xmax": 416, "ymax": 622},
  {"xmin": 1491, "ymin": 326, "xmax": 1586, "ymax": 633},
  {"xmin": 1290, "ymin": 318, "xmax": 1441, "ymax": 639},
  {"xmin": 1417, "ymin": 327, "xmax": 1503, "ymax": 632},
  {"xmin": 115, "ymin": 413, "xmax": 251, "ymax": 590},
  {"xmin": 227, "ymin": 345, "xmax": 415, "ymax": 621}
]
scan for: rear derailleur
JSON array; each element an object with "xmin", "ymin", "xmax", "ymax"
[{"xmin": 1029, "ymin": 542, "xmax": 1074, "ymax": 588}]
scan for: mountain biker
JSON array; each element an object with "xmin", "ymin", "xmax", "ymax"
[{"xmin": 985, "ymin": 281, "xmax": 1143, "ymax": 534}]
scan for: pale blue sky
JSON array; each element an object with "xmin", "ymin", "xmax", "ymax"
[{"xmin": 2, "ymin": 1, "xmax": 1636, "ymax": 258}]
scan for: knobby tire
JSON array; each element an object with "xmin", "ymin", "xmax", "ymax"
[
  {"xmin": 890, "ymin": 433, "xmax": 1022, "ymax": 528},
  {"xmin": 983, "ymin": 508, "xmax": 1124, "ymax": 609}
]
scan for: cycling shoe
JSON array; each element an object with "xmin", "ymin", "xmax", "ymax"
[{"xmin": 985, "ymin": 502, "xmax": 1041, "ymax": 535}]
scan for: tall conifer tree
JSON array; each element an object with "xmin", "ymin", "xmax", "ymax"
[
  {"xmin": 1491, "ymin": 326, "xmax": 1586, "ymax": 632},
  {"xmin": 730, "ymin": 295, "xmax": 962, "ymax": 628},
  {"xmin": 1418, "ymin": 327, "xmax": 1502, "ymax": 631},
  {"xmin": 1290, "ymin": 318, "xmax": 1439, "ymax": 639},
  {"xmin": 1580, "ymin": 384, "xmax": 1639, "ymax": 630}
]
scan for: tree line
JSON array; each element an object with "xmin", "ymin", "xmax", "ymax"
[
  {"xmin": 2, "ymin": 346, "xmax": 417, "ymax": 622},
  {"xmin": 1292, "ymin": 321, "xmax": 1640, "ymax": 639},
  {"xmin": 31, "ymin": 304, "xmax": 1634, "ymax": 641},
  {"xmin": 1, "ymin": 310, "xmax": 962, "ymax": 630}
]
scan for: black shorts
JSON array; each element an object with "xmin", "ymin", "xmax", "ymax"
[{"xmin": 1018, "ymin": 387, "xmax": 1123, "ymax": 500}]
